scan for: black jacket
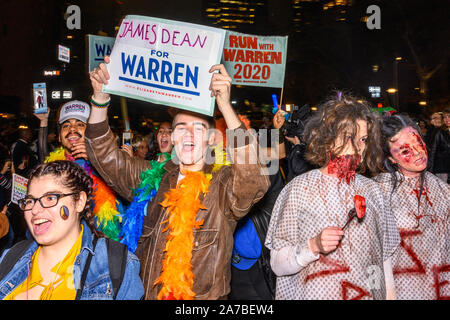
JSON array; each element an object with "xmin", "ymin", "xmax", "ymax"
[
  {"xmin": 287, "ymin": 142, "xmax": 314, "ymax": 182},
  {"xmin": 10, "ymin": 139, "xmax": 38, "ymax": 177},
  {"xmin": 429, "ymin": 128, "xmax": 450, "ymax": 175}
]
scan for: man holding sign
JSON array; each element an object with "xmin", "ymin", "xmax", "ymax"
[{"xmin": 86, "ymin": 53, "xmax": 269, "ymax": 299}]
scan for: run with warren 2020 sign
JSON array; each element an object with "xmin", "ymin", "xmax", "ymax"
[
  {"xmin": 103, "ymin": 15, "xmax": 226, "ymax": 116},
  {"xmin": 222, "ymin": 31, "xmax": 288, "ymax": 88}
]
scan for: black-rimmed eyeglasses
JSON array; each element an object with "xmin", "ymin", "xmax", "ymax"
[{"xmin": 18, "ymin": 193, "xmax": 78, "ymax": 211}]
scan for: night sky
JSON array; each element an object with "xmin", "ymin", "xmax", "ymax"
[{"xmin": 0, "ymin": 0, "xmax": 448, "ymax": 128}]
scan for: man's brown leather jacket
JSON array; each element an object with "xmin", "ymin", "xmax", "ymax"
[{"xmin": 85, "ymin": 120, "xmax": 269, "ymax": 299}]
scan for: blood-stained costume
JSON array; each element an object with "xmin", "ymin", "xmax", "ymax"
[
  {"xmin": 375, "ymin": 170, "xmax": 450, "ymax": 299},
  {"xmin": 265, "ymin": 93, "xmax": 401, "ymax": 300},
  {"xmin": 375, "ymin": 114, "xmax": 450, "ymax": 299},
  {"xmin": 266, "ymin": 169, "xmax": 400, "ymax": 299}
]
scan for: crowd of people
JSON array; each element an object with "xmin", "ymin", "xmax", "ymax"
[{"xmin": 0, "ymin": 59, "xmax": 448, "ymax": 300}]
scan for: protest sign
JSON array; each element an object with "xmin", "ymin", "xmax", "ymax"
[
  {"xmin": 103, "ymin": 15, "xmax": 226, "ymax": 116},
  {"xmin": 11, "ymin": 174, "xmax": 28, "ymax": 205},
  {"xmin": 222, "ymin": 31, "xmax": 288, "ymax": 88},
  {"xmin": 86, "ymin": 34, "xmax": 115, "ymax": 72}
]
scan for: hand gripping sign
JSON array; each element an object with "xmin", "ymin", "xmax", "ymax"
[
  {"xmin": 222, "ymin": 31, "xmax": 288, "ymax": 88},
  {"xmin": 103, "ymin": 15, "xmax": 226, "ymax": 116}
]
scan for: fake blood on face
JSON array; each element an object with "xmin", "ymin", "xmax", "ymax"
[
  {"xmin": 327, "ymin": 153, "xmax": 361, "ymax": 185},
  {"xmin": 390, "ymin": 127, "xmax": 428, "ymax": 177}
]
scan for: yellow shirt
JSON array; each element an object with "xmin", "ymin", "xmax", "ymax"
[{"xmin": 5, "ymin": 225, "xmax": 84, "ymax": 300}]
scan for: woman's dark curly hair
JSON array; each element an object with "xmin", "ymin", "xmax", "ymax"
[
  {"xmin": 27, "ymin": 160, "xmax": 104, "ymax": 238},
  {"xmin": 303, "ymin": 92, "xmax": 384, "ymax": 176}
]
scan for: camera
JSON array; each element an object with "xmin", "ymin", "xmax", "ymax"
[{"xmin": 283, "ymin": 104, "xmax": 312, "ymax": 139}]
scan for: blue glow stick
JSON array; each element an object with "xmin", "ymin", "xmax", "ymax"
[{"xmin": 272, "ymin": 94, "xmax": 279, "ymax": 114}]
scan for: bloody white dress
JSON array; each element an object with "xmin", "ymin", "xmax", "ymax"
[
  {"xmin": 374, "ymin": 171, "xmax": 450, "ymax": 300},
  {"xmin": 265, "ymin": 169, "xmax": 400, "ymax": 300}
]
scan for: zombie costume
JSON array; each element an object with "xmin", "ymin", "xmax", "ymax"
[
  {"xmin": 265, "ymin": 169, "xmax": 400, "ymax": 300},
  {"xmin": 374, "ymin": 171, "xmax": 450, "ymax": 300}
]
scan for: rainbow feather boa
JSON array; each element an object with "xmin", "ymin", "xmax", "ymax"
[
  {"xmin": 120, "ymin": 153, "xmax": 171, "ymax": 253},
  {"xmin": 156, "ymin": 144, "xmax": 230, "ymax": 300},
  {"xmin": 155, "ymin": 170, "xmax": 210, "ymax": 300},
  {"xmin": 45, "ymin": 147, "xmax": 124, "ymax": 241}
]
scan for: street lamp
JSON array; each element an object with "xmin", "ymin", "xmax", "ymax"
[
  {"xmin": 387, "ymin": 88, "xmax": 397, "ymax": 94},
  {"xmin": 392, "ymin": 57, "xmax": 403, "ymax": 109}
]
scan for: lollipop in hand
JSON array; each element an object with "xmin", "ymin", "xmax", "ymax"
[{"xmin": 342, "ymin": 195, "xmax": 366, "ymax": 230}]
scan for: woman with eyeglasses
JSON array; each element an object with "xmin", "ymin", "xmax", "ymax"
[{"xmin": 0, "ymin": 160, "xmax": 144, "ymax": 300}]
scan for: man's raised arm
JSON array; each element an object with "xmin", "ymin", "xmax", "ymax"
[{"xmin": 84, "ymin": 56, "xmax": 151, "ymax": 201}]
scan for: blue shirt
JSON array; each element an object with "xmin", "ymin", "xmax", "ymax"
[{"xmin": 0, "ymin": 220, "xmax": 144, "ymax": 300}]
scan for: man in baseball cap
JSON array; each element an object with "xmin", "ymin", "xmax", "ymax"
[
  {"xmin": 34, "ymin": 100, "xmax": 91, "ymax": 161},
  {"xmin": 58, "ymin": 100, "xmax": 91, "ymax": 124},
  {"xmin": 57, "ymin": 100, "xmax": 90, "ymax": 157}
]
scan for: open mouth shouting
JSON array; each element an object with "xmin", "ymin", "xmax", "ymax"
[
  {"xmin": 182, "ymin": 141, "xmax": 195, "ymax": 153},
  {"xmin": 160, "ymin": 137, "xmax": 170, "ymax": 151},
  {"xmin": 32, "ymin": 217, "xmax": 52, "ymax": 236}
]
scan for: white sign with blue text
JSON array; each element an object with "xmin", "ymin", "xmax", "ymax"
[
  {"xmin": 87, "ymin": 35, "xmax": 115, "ymax": 72},
  {"xmin": 103, "ymin": 15, "xmax": 226, "ymax": 116}
]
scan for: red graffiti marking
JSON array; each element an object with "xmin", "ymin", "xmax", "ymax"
[
  {"xmin": 341, "ymin": 281, "xmax": 371, "ymax": 300},
  {"xmin": 393, "ymin": 229, "xmax": 426, "ymax": 275},
  {"xmin": 306, "ymin": 256, "xmax": 350, "ymax": 282},
  {"xmin": 432, "ymin": 264, "xmax": 450, "ymax": 300},
  {"xmin": 411, "ymin": 187, "xmax": 433, "ymax": 207}
]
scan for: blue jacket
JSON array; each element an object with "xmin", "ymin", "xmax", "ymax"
[{"xmin": 0, "ymin": 220, "xmax": 144, "ymax": 300}]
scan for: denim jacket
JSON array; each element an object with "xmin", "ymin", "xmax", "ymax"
[{"xmin": 0, "ymin": 220, "xmax": 144, "ymax": 300}]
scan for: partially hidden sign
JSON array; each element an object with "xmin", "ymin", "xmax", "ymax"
[
  {"xmin": 11, "ymin": 174, "xmax": 28, "ymax": 205},
  {"xmin": 87, "ymin": 34, "xmax": 115, "ymax": 72},
  {"xmin": 222, "ymin": 31, "xmax": 288, "ymax": 88},
  {"xmin": 103, "ymin": 15, "xmax": 226, "ymax": 116}
]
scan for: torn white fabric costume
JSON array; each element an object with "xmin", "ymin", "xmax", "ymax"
[
  {"xmin": 375, "ymin": 171, "xmax": 450, "ymax": 300},
  {"xmin": 265, "ymin": 169, "xmax": 400, "ymax": 300}
]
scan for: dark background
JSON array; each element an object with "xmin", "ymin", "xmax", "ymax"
[{"xmin": 0, "ymin": 0, "xmax": 448, "ymax": 131}]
